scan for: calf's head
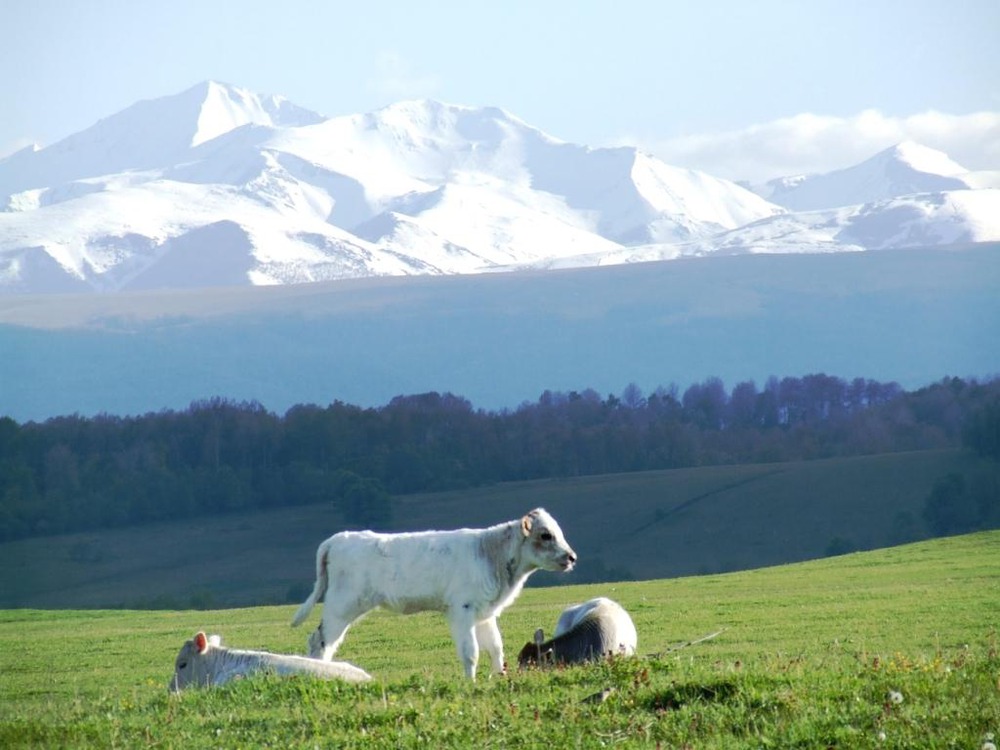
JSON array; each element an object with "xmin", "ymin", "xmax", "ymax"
[
  {"xmin": 520, "ymin": 508, "xmax": 576, "ymax": 572},
  {"xmin": 518, "ymin": 627, "xmax": 552, "ymax": 668},
  {"xmin": 168, "ymin": 631, "xmax": 220, "ymax": 693}
]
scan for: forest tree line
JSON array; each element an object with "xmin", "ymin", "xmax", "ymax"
[{"xmin": 1, "ymin": 373, "xmax": 998, "ymax": 542}]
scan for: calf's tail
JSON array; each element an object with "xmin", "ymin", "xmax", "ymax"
[{"xmin": 291, "ymin": 542, "xmax": 329, "ymax": 627}]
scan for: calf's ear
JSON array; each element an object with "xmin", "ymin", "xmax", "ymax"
[
  {"xmin": 521, "ymin": 513, "xmax": 533, "ymax": 537},
  {"xmin": 194, "ymin": 631, "xmax": 209, "ymax": 654}
]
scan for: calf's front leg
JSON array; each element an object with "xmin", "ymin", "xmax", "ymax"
[{"xmin": 475, "ymin": 617, "xmax": 506, "ymax": 675}]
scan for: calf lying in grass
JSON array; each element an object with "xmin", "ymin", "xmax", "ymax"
[
  {"xmin": 518, "ymin": 597, "xmax": 637, "ymax": 668},
  {"xmin": 169, "ymin": 631, "xmax": 372, "ymax": 692}
]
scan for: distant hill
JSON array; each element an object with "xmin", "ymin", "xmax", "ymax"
[
  {"xmin": 0, "ymin": 448, "xmax": 986, "ymax": 610},
  {"xmin": 3, "ymin": 245, "xmax": 998, "ymax": 422}
]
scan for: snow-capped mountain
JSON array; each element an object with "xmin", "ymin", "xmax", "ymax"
[
  {"xmin": 0, "ymin": 82, "xmax": 997, "ymax": 295},
  {"xmin": 531, "ymin": 189, "xmax": 1000, "ymax": 269},
  {"xmin": 754, "ymin": 141, "xmax": 976, "ymax": 211},
  {"xmin": 0, "ymin": 81, "xmax": 324, "ymax": 200},
  {"xmin": 0, "ymin": 82, "xmax": 781, "ymax": 293}
]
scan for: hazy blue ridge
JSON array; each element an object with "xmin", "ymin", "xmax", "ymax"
[{"xmin": 2, "ymin": 247, "xmax": 998, "ymax": 422}]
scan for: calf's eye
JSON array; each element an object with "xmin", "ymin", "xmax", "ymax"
[{"xmin": 540, "ymin": 532, "xmax": 553, "ymax": 541}]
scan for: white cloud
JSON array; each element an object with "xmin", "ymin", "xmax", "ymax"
[
  {"xmin": 367, "ymin": 51, "xmax": 442, "ymax": 103},
  {"xmin": 619, "ymin": 110, "xmax": 1000, "ymax": 184}
]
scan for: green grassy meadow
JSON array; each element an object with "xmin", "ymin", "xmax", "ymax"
[{"xmin": 2, "ymin": 531, "xmax": 998, "ymax": 748}]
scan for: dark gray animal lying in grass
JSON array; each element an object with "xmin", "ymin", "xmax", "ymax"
[
  {"xmin": 518, "ymin": 597, "xmax": 637, "ymax": 667},
  {"xmin": 169, "ymin": 631, "xmax": 372, "ymax": 692}
]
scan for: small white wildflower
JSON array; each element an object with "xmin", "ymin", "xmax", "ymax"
[
  {"xmin": 877, "ymin": 730, "xmax": 887, "ymax": 742},
  {"xmin": 887, "ymin": 690, "xmax": 903, "ymax": 705},
  {"xmin": 982, "ymin": 740, "xmax": 996, "ymax": 750}
]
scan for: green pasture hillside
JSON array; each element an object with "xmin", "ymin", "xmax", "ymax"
[
  {"xmin": 0, "ymin": 448, "xmax": 988, "ymax": 609},
  {"xmin": 2, "ymin": 531, "xmax": 998, "ymax": 748}
]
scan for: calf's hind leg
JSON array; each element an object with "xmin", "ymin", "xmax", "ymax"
[{"xmin": 449, "ymin": 609, "xmax": 480, "ymax": 679}]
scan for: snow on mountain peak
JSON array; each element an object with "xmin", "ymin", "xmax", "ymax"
[
  {"xmin": 191, "ymin": 80, "xmax": 324, "ymax": 146},
  {"xmin": 0, "ymin": 81, "xmax": 324, "ymax": 200},
  {"xmin": 370, "ymin": 99, "xmax": 538, "ymax": 136},
  {"xmin": 759, "ymin": 140, "xmax": 973, "ymax": 211},
  {"xmin": 880, "ymin": 140, "xmax": 967, "ymax": 177}
]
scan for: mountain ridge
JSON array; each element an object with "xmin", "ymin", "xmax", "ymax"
[
  {"xmin": 1, "ymin": 81, "xmax": 997, "ymax": 294},
  {"xmin": 755, "ymin": 140, "xmax": 975, "ymax": 211}
]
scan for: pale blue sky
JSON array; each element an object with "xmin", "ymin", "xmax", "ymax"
[{"xmin": 4, "ymin": 0, "xmax": 999, "ymax": 181}]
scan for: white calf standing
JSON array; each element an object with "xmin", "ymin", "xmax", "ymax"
[
  {"xmin": 169, "ymin": 631, "xmax": 372, "ymax": 692},
  {"xmin": 291, "ymin": 508, "xmax": 577, "ymax": 679}
]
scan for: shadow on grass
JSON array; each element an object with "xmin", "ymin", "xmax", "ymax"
[{"xmin": 645, "ymin": 678, "xmax": 742, "ymax": 711}]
